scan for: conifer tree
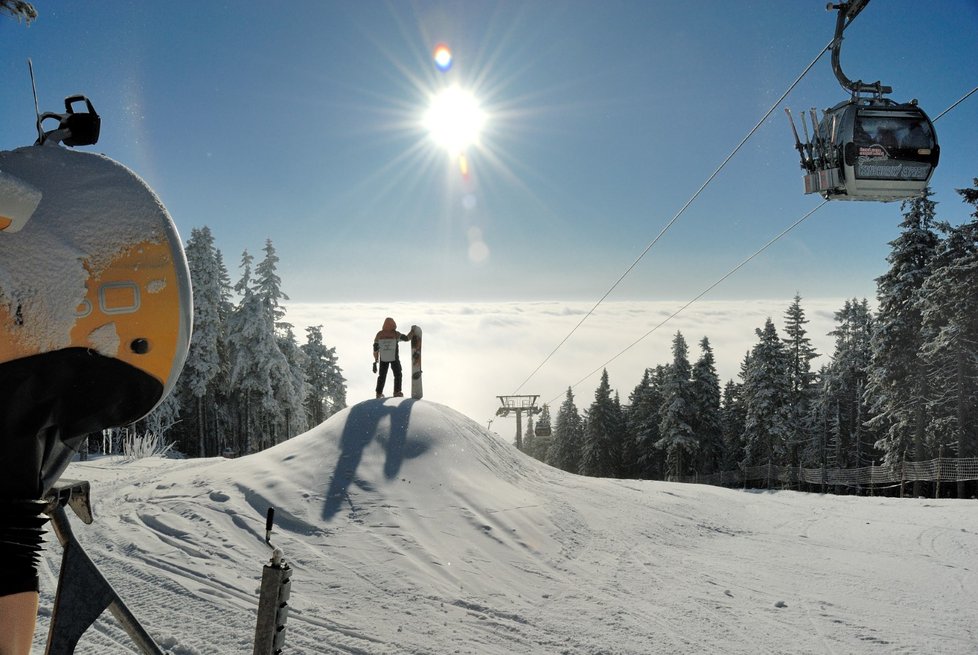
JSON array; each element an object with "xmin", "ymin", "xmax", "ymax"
[
  {"xmin": 255, "ymin": 238, "xmax": 289, "ymax": 325},
  {"xmin": 548, "ymin": 387, "xmax": 583, "ymax": 473},
  {"xmin": 720, "ymin": 379, "xmax": 746, "ymax": 472},
  {"xmin": 627, "ymin": 368, "xmax": 665, "ymax": 479},
  {"xmin": 301, "ymin": 325, "xmax": 348, "ymax": 425},
  {"xmin": 782, "ymin": 295, "xmax": 820, "ymax": 471},
  {"xmin": 181, "ymin": 226, "xmax": 226, "ymax": 455},
  {"xmin": 918, "ymin": 180, "xmax": 978, "ymax": 496},
  {"xmin": 611, "ymin": 391, "xmax": 629, "ymax": 478},
  {"xmin": 227, "ymin": 249, "xmax": 293, "ymax": 452},
  {"xmin": 581, "ymin": 370, "xmax": 619, "ymax": 478},
  {"xmin": 806, "ymin": 368, "xmax": 835, "ymax": 487},
  {"xmin": 822, "ymin": 299, "xmax": 878, "ymax": 468},
  {"xmin": 866, "ymin": 190, "xmax": 939, "ymax": 474},
  {"xmin": 276, "ymin": 325, "xmax": 310, "ymax": 439},
  {"xmin": 690, "ymin": 337, "xmax": 723, "ymax": 474},
  {"xmin": 742, "ymin": 319, "xmax": 792, "ymax": 479},
  {"xmin": 656, "ymin": 332, "xmax": 697, "ymax": 479}
]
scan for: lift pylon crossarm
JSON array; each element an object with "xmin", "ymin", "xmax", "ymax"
[{"xmin": 496, "ymin": 395, "xmax": 541, "ymax": 451}]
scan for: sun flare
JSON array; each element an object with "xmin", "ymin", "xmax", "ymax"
[{"xmin": 423, "ymin": 85, "xmax": 487, "ymax": 154}]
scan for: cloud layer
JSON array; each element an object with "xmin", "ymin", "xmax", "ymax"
[{"xmin": 285, "ymin": 299, "xmax": 852, "ymax": 438}]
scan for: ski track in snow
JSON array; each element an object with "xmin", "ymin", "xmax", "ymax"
[{"xmin": 32, "ymin": 399, "xmax": 978, "ymax": 654}]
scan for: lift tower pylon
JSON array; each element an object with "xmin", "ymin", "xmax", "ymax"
[{"xmin": 495, "ymin": 395, "xmax": 541, "ymax": 451}]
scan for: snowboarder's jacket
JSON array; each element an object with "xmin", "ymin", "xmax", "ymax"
[{"xmin": 374, "ymin": 317, "xmax": 410, "ymax": 363}]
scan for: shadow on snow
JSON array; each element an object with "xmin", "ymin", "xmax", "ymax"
[{"xmin": 322, "ymin": 399, "xmax": 428, "ymax": 521}]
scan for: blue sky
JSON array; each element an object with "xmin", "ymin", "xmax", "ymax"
[{"xmin": 2, "ymin": 1, "xmax": 976, "ymax": 307}]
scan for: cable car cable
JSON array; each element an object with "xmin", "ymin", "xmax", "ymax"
[
  {"xmin": 539, "ymin": 90, "xmax": 972, "ymax": 407},
  {"xmin": 543, "ymin": 200, "xmax": 828, "ymax": 407},
  {"xmin": 511, "ymin": 38, "xmax": 835, "ymax": 396},
  {"xmin": 931, "ymin": 85, "xmax": 978, "ymax": 122}
]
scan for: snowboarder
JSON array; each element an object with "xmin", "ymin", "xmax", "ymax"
[{"xmin": 372, "ymin": 317, "xmax": 411, "ymax": 398}]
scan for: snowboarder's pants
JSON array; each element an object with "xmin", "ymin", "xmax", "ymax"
[{"xmin": 376, "ymin": 360, "xmax": 402, "ymax": 395}]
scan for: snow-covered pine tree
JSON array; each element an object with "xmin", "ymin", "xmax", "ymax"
[
  {"xmin": 547, "ymin": 387, "xmax": 583, "ymax": 473},
  {"xmin": 301, "ymin": 325, "xmax": 348, "ymax": 425},
  {"xmin": 805, "ymin": 367, "xmax": 834, "ymax": 489},
  {"xmin": 690, "ymin": 337, "xmax": 723, "ymax": 475},
  {"xmin": 611, "ymin": 391, "xmax": 629, "ymax": 478},
  {"xmin": 742, "ymin": 319, "xmax": 792, "ymax": 482},
  {"xmin": 918, "ymin": 179, "xmax": 978, "ymax": 497},
  {"xmin": 255, "ymin": 238, "xmax": 289, "ymax": 326},
  {"xmin": 179, "ymin": 226, "xmax": 226, "ymax": 455},
  {"xmin": 822, "ymin": 299, "xmax": 878, "ymax": 469},
  {"xmin": 782, "ymin": 295, "xmax": 820, "ymax": 471},
  {"xmin": 626, "ymin": 367, "xmax": 666, "ymax": 479},
  {"xmin": 227, "ymin": 249, "xmax": 295, "ymax": 452},
  {"xmin": 720, "ymin": 379, "xmax": 745, "ymax": 473},
  {"xmin": 580, "ymin": 370, "xmax": 619, "ymax": 478},
  {"xmin": 656, "ymin": 332, "xmax": 697, "ymax": 480},
  {"xmin": 276, "ymin": 325, "xmax": 310, "ymax": 439},
  {"xmin": 0, "ymin": 1, "xmax": 37, "ymax": 23},
  {"xmin": 866, "ymin": 190, "xmax": 939, "ymax": 479},
  {"xmin": 212, "ymin": 247, "xmax": 236, "ymax": 454},
  {"xmin": 257, "ymin": 242, "xmax": 307, "ymax": 445}
]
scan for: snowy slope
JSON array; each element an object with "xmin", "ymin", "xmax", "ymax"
[{"xmin": 34, "ymin": 399, "xmax": 978, "ymax": 654}]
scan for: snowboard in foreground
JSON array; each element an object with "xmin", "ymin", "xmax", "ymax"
[{"xmin": 0, "ymin": 143, "xmax": 192, "ymax": 494}]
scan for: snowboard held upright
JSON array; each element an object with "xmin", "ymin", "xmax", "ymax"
[{"xmin": 410, "ymin": 325, "xmax": 423, "ymax": 399}]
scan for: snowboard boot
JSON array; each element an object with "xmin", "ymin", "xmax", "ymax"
[{"xmin": 393, "ymin": 391, "xmax": 404, "ymax": 398}]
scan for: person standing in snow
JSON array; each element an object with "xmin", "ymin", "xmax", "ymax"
[{"xmin": 372, "ymin": 317, "xmax": 411, "ymax": 398}]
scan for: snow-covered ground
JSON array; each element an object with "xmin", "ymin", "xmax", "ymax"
[{"xmin": 34, "ymin": 399, "xmax": 978, "ymax": 654}]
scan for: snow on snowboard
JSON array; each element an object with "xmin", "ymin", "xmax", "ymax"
[
  {"xmin": 0, "ymin": 140, "xmax": 192, "ymax": 501},
  {"xmin": 410, "ymin": 324, "xmax": 422, "ymax": 399}
]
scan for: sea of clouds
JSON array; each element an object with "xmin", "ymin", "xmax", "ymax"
[{"xmin": 285, "ymin": 298, "xmax": 853, "ymax": 438}]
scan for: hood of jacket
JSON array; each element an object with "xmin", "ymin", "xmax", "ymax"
[{"xmin": 382, "ymin": 317, "xmax": 397, "ymax": 331}]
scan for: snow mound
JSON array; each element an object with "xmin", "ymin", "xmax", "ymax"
[
  {"xmin": 39, "ymin": 398, "xmax": 978, "ymax": 654},
  {"xmin": 209, "ymin": 398, "xmax": 567, "ymax": 590}
]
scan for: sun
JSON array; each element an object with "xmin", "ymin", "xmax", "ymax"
[{"xmin": 423, "ymin": 85, "xmax": 487, "ymax": 155}]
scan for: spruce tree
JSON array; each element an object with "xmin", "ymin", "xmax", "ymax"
[
  {"xmin": 581, "ymin": 370, "xmax": 619, "ymax": 478},
  {"xmin": 548, "ymin": 387, "xmax": 583, "ymax": 473},
  {"xmin": 656, "ymin": 332, "xmax": 697, "ymax": 479},
  {"xmin": 276, "ymin": 325, "xmax": 310, "ymax": 439},
  {"xmin": 742, "ymin": 319, "xmax": 792, "ymax": 481},
  {"xmin": 627, "ymin": 366, "xmax": 667, "ymax": 479},
  {"xmin": 918, "ymin": 180, "xmax": 978, "ymax": 496},
  {"xmin": 690, "ymin": 337, "xmax": 723, "ymax": 475},
  {"xmin": 782, "ymin": 295, "xmax": 820, "ymax": 472},
  {"xmin": 822, "ymin": 299, "xmax": 878, "ymax": 469},
  {"xmin": 720, "ymin": 380, "xmax": 745, "ymax": 472},
  {"xmin": 866, "ymin": 190, "xmax": 939, "ymax": 474},
  {"xmin": 301, "ymin": 325, "xmax": 348, "ymax": 425},
  {"xmin": 181, "ymin": 226, "xmax": 226, "ymax": 455}
]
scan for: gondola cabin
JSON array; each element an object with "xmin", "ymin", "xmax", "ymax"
[{"xmin": 803, "ymin": 98, "xmax": 939, "ymax": 202}]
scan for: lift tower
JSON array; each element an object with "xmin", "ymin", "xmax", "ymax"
[{"xmin": 496, "ymin": 395, "xmax": 541, "ymax": 451}]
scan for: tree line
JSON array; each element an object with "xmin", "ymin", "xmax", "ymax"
[
  {"xmin": 106, "ymin": 227, "xmax": 348, "ymax": 458},
  {"xmin": 522, "ymin": 181, "xmax": 978, "ymax": 498}
]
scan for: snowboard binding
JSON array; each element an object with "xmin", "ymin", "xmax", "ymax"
[
  {"xmin": 36, "ymin": 95, "xmax": 101, "ymax": 147},
  {"xmin": 29, "ymin": 60, "xmax": 100, "ymax": 148}
]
